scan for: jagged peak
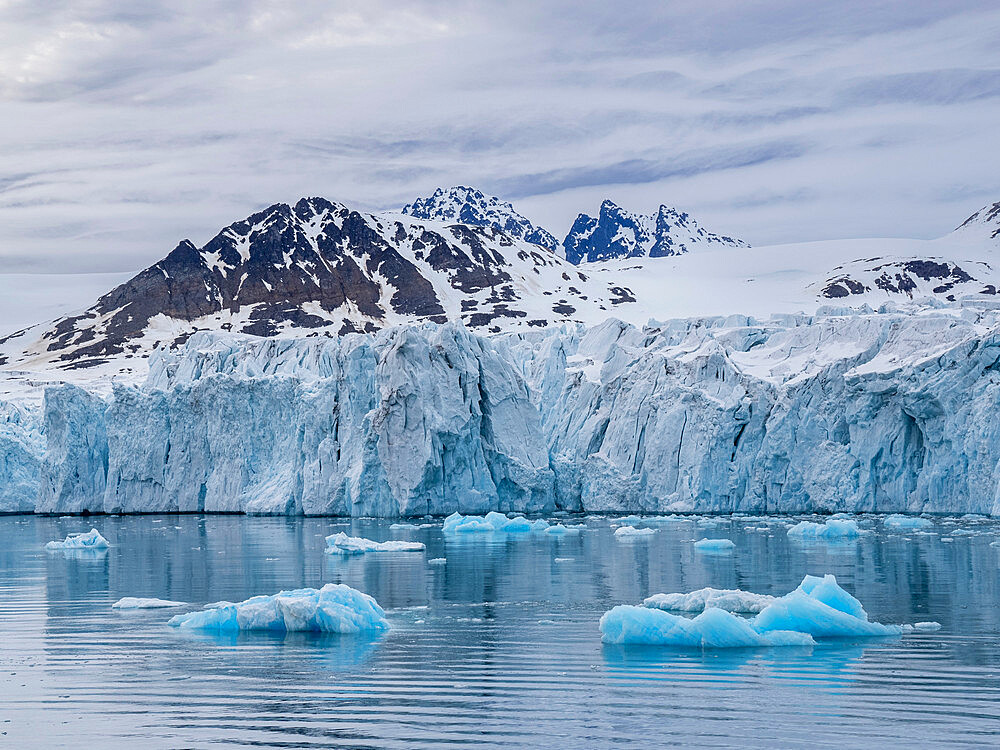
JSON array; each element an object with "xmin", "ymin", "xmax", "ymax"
[{"xmin": 401, "ymin": 186, "xmax": 559, "ymax": 252}]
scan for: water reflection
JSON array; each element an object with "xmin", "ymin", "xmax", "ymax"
[{"xmin": 0, "ymin": 513, "xmax": 998, "ymax": 748}]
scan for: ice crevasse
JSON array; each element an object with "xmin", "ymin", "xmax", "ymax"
[{"xmin": 6, "ymin": 309, "xmax": 1000, "ymax": 516}]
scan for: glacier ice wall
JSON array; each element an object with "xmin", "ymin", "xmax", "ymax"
[
  {"xmin": 6, "ymin": 309, "xmax": 1000, "ymax": 515},
  {"xmin": 103, "ymin": 323, "xmax": 553, "ymax": 515},
  {"xmin": 0, "ymin": 400, "xmax": 44, "ymax": 512}
]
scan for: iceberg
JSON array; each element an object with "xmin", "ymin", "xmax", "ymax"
[
  {"xmin": 787, "ymin": 519, "xmax": 862, "ymax": 540},
  {"xmin": 167, "ymin": 584, "xmax": 389, "ymax": 634},
  {"xmin": 112, "ymin": 597, "xmax": 187, "ymax": 609},
  {"xmin": 603, "ymin": 574, "xmax": 903, "ymax": 648},
  {"xmin": 45, "ymin": 528, "xmax": 110, "ymax": 550},
  {"xmin": 913, "ymin": 621, "xmax": 942, "ymax": 631},
  {"xmin": 543, "ymin": 523, "xmax": 580, "ymax": 535},
  {"xmin": 693, "ymin": 538, "xmax": 735, "ymax": 551},
  {"xmin": 427, "ymin": 557, "xmax": 447, "ymax": 565},
  {"xmin": 614, "ymin": 526, "xmax": 657, "ymax": 538},
  {"xmin": 883, "ymin": 514, "xmax": 932, "ymax": 529},
  {"xmin": 600, "ymin": 605, "xmax": 815, "ymax": 648},
  {"xmin": 326, "ymin": 532, "xmax": 425, "ymax": 554},
  {"xmin": 643, "ymin": 588, "xmax": 776, "ymax": 614}
]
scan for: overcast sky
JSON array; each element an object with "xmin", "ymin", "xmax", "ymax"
[{"xmin": 2, "ymin": 0, "xmax": 999, "ymax": 272}]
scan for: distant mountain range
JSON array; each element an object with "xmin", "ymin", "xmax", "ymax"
[{"xmin": 1, "ymin": 188, "xmax": 998, "ymax": 376}]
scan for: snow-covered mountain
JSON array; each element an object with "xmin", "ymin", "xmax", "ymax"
[
  {"xmin": 563, "ymin": 199, "xmax": 749, "ymax": 264},
  {"xmin": 2, "ymin": 197, "xmax": 633, "ymax": 371},
  {"xmin": 402, "ymin": 186, "xmax": 559, "ymax": 252},
  {"xmin": 955, "ymin": 200, "xmax": 1000, "ymax": 243}
]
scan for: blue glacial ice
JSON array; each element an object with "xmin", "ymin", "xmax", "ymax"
[
  {"xmin": 883, "ymin": 514, "xmax": 932, "ymax": 529},
  {"xmin": 45, "ymin": 528, "xmax": 110, "ymax": 550},
  {"xmin": 694, "ymin": 538, "xmax": 735, "ymax": 551},
  {"xmin": 442, "ymin": 511, "xmax": 559, "ymax": 534},
  {"xmin": 167, "ymin": 584, "xmax": 389, "ymax": 634},
  {"xmin": 12, "ymin": 309, "xmax": 1000, "ymax": 516},
  {"xmin": 601, "ymin": 574, "xmax": 903, "ymax": 647},
  {"xmin": 112, "ymin": 597, "xmax": 187, "ymax": 609},
  {"xmin": 787, "ymin": 519, "xmax": 862, "ymax": 540},
  {"xmin": 326, "ymin": 532, "xmax": 425, "ymax": 554}
]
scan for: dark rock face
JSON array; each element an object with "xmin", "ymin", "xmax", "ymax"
[
  {"xmin": 402, "ymin": 186, "xmax": 559, "ymax": 252},
  {"xmin": 32, "ymin": 197, "xmax": 634, "ymax": 368},
  {"xmin": 563, "ymin": 200, "xmax": 748, "ymax": 264},
  {"xmin": 820, "ymin": 259, "xmax": 994, "ymax": 301}
]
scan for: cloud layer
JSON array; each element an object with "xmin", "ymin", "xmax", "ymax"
[{"xmin": 1, "ymin": 0, "xmax": 999, "ymax": 271}]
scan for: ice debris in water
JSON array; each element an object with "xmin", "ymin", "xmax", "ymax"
[
  {"xmin": 112, "ymin": 597, "xmax": 186, "ymax": 609},
  {"xmin": 787, "ymin": 519, "xmax": 861, "ymax": 540},
  {"xmin": 615, "ymin": 526, "xmax": 657, "ymax": 538},
  {"xmin": 389, "ymin": 522, "xmax": 419, "ymax": 530},
  {"xmin": 601, "ymin": 574, "xmax": 904, "ymax": 648},
  {"xmin": 45, "ymin": 528, "xmax": 109, "ymax": 550},
  {"xmin": 441, "ymin": 511, "xmax": 569, "ymax": 535},
  {"xmin": 168, "ymin": 584, "xmax": 389, "ymax": 634},
  {"xmin": 643, "ymin": 588, "xmax": 776, "ymax": 614},
  {"xmin": 693, "ymin": 538, "xmax": 735, "ymax": 552},
  {"xmin": 428, "ymin": 558, "xmax": 447, "ymax": 565},
  {"xmin": 883, "ymin": 515, "xmax": 932, "ymax": 529},
  {"xmin": 326, "ymin": 532, "xmax": 425, "ymax": 554},
  {"xmin": 913, "ymin": 621, "xmax": 942, "ymax": 631}
]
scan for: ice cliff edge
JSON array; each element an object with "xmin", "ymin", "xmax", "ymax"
[{"xmin": 4, "ymin": 309, "xmax": 1000, "ymax": 516}]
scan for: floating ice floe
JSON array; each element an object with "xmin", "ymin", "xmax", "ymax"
[
  {"xmin": 168, "ymin": 584, "xmax": 389, "ymax": 634},
  {"xmin": 786, "ymin": 519, "xmax": 862, "ymax": 540},
  {"xmin": 601, "ymin": 574, "xmax": 904, "ymax": 648},
  {"xmin": 643, "ymin": 588, "xmax": 776, "ymax": 614},
  {"xmin": 441, "ymin": 512, "xmax": 570, "ymax": 535},
  {"xmin": 615, "ymin": 526, "xmax": 657, "ymax": 538},
  {"xmin": 693, "ymin": 538, "xmax": 735, "ymax": 552},
  {"xmin": 389, "ymin": 522, "xmax": 419, "ymax": 530},
  {"xmin": 913, "ymin": 621, "xmax": 942, "ymax": 631},
  {"xmin": 428, "ymin": 558, "xmax": 447, "ymax": 565},
  {"xmin": 883, "ymin": 515, "xmax": 932, "ymax": 530},
  {"xmin": 112, "ymin": 597, "xmax": 187, "ymax": 609},
  {"xmin": 326, "ymin": 532, "xmax": 425, "ymax": 554},
  {"xmin": 544, "ymin": 523, "xmax": 581, "ymax": 535},
  {"xmin": 45, "ymin": 528, "xmax": 110, "ymax": 550}
]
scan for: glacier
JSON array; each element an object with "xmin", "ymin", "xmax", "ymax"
[{"xmin": 5, "ymin": 305, "xmax": 1000, "ymax": 516}]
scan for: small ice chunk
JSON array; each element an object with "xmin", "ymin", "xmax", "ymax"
[
  {"xmin": 554, "ymin": 557, "xmax": 574, "ymax": 562},
  {"xmin": 913, "ymin": 621, "xmax": 942, "ymax": 631},
  {"xmin": 389, "ymin": 522, "xmax": 419, "ymax": 530},
  {"xmin": 428, "ymin": 558, "xmax": 446, "ymax": 565},
  {"xmin": 613, "ymin": 515, "xmax": 645, "ymax": 525},
  {"xmin": 544, "ymin": 523, "xmax": 580, "ymax": 535},
  {"xmin": 45, "ymin": 528, "xmax": 110, "ymax": 550},
  {"xmin": 693, "ymin": 538, "xmax": 735, "ymax": 552},
  {"xmin": 112, "ymin": 597, "xmax": 187, "ymax": 609},
  {"xmin": 644, "ymin": 588, "xmax": 776, "ymax": 614},
  {"xmin": 950, "ymin": 529, "xmax": 978, "ymax": 536},
  {"xmin": 615, "ymin": 526, "xmax": 657, "ymax": 538},
  {"xmin": 883, "ymin": 515, "xmax": 932, "ymax": 529},
  {"xmin": 787, "ymin": 519, "xmax": 861, "ymax": 540},
  {"xmin": 168, "ymin": 584, "xmax": 388, "ymax": 634},
  {"xmin": 530, "ymin": 519, "xmax": 550, "ymax": 532},
  {"xmin": 501, "ymin": 516, "xmax": 532, "ymax": 533},
  {"xmin": 442, "ymin": 512, "xmax": 496, "ymax": 533},
  {"xmin": 326, "ymin": 532, "xmax": 425, "ymax": 554}
]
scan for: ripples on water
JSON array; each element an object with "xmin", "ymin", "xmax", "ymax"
[{"xmin": 2, "ymin": 514, "xmax": 999, "ymax": 748}]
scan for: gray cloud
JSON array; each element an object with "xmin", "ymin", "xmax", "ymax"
[{"xmin": 0, "ymin": 1, "xmax": 999, "ymax": 272}]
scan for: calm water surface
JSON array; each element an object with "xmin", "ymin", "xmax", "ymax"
[{"xmin": 2, "ymin": 513, "xmax": 1000, "ymax": 748}]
